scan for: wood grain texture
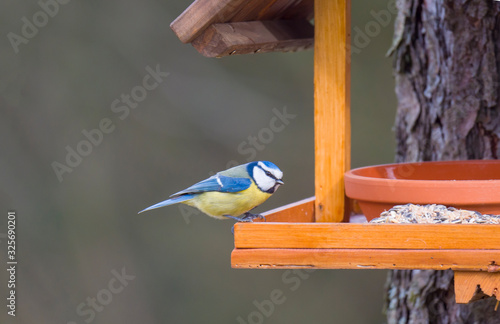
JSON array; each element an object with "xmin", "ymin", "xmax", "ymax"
[
  {"xmin": 170, "ymin": 0, "xmax": 313, "ymax": 44},
  {"xmin": 454, "ymin": 271, "xmax": 500, "ymax": 303},
  {"xmin": 229, "ymin": 0, "xmax": 313, "ymax": 21},
  {"xmin": 253, "ymin": 196, "xmax": 315, "ymax": 223},
  {"xmin": 191, "ymin": 20, "xmax": 313, "ymax": 57},
  {"xmin": 314, "ymin": 0, "xmax": 351, "ymax": 222},
  {"xmin": 231, "ymin": 248, "xmax": 500, "ymax": 270},
  {"xmin": 171, "ymin": 0, "xmax": 247, "ymax": 43},
  {"xmin": 233, "ymin": 223, "xmax": 500, "ymax": 249}
]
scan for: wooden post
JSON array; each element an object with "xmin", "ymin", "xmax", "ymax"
[{"xmin": 314, "ymin": 0, "xmax": 351, "ymax": 222}]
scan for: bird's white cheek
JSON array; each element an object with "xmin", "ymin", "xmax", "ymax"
[{"xmin": 253, "ymin": 167, "xmax": 274, "ymax": 191}]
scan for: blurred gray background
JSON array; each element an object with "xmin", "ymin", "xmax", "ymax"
[{"xmin": 1, "ymin": 0, "xmax": 396, "ymax": 323}]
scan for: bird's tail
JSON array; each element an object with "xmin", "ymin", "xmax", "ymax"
[{"xmin": 138, "ymin": 194, "xmax": 194, "ymax": 214}]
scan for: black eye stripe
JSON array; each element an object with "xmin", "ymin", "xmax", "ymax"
[
  {"xmin": 257, "ymin": 164, "xmax": 280, "ymax": 181},
  {"xmin": 264, "ymin": 170, "xmax": 276, "ymax": 179}
]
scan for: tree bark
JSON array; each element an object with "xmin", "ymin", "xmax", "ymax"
[{"xmin": 386, "ymin": 0, "xmax": 500, "ymax": 323}]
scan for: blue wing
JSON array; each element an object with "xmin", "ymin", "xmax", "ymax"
[
  {"xmin": 138, "ymin": 175, "xmax": 251, "ymax": 214},
  {"xmin": 138, "ymin": 194, "xmax": 195, "ymax": 213},
  {"xmin": 170, "ymin": 174, "xmax": 252, "ymax": 197}
]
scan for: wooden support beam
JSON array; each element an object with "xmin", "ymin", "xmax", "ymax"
[
  {"xmin": 314, "ymin": 0, "xmax": 351, "ymax": 222},
  {"xmin": 454, "ymin": 271, "xmax": 500, "ymax": 304},
  {"xmin": 232, "ymin": 249, "xmax": 500, "ymax": 271},
  {"xmin": 191, "ymin": 20, "xmax": 314, "ymax": 57},
  {"xmin": 233, "ymin": 223, "xmax": 500, "ymax": 249}
]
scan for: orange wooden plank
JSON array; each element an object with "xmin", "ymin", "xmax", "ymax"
[
  {"xmin": 231, "ymin": 248, "xmax": 500, "ymax": 270},
  {"xmin": 255, "ymin": 197, "xmax": 315, "ymax": 222},
  {"xmin": 233, "ymin": 223, "xmax": 500, "ymax": 249},
  {"xmin": 314, "ymin": 0, "xmax": 351, "ymax": 222},
  {"xmin": 454, "ymin": 271, "xmax": 500, "ymax": 303}
]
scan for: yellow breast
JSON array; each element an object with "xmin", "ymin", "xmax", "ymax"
[{"xmin": 183, "ymin": 182, "xmax": 271, "ymax": 219}]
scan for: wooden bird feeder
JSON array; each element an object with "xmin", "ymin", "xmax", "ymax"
[{"xmin": 171, "ymin": 0, "xmax": 500, "ymax": 305}]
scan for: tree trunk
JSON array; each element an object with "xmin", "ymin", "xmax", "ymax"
[{"xmin": 386, "ymin": 0, "xmax": 500, "ymax": 323}]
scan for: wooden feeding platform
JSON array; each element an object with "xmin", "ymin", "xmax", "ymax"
[
  {"xmin": 231, "ymin": 198, "xmax": 500, "ymax": 304},
  {"xmin": 171, "ymin": 0, "xmax": 500, "ymax": 305}
]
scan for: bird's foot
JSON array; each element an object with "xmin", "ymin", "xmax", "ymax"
[
  {"xmin": 224, "ymin": 215, "xmax": 245, "ymax": 222},
  {"xmin": 226, "ymin": 213, "xmax": 266, "ymax": 234},
  {"xmin": 224, "ymin": 213, "xmax": 266, "ymax": 222},
  {"xmin": 241, "ymin": 212, "xmax": 266, "ymax": 222}
]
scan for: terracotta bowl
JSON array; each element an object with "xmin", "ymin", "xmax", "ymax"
[{"xmin": 344, "ymin": 160, "xmax": 500, "ymax": 221}]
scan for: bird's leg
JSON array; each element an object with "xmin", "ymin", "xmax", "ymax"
[
  {"xmin": 224, "ymin": 215, "xmax": 252, "ymax": 222},
  {"xmin": 226, "ymin": 213, "xmax": 266, "ymax": 234},
  {"xmin": 241, "ymin": 212, "xmax": 266, "ymax": 222},
  {"xmin": 225, "ymin": 213, "xmax": 265, "ymax": 233},
  {"xmin": 224, "ymin": 213, "xmax": 266, "ymax": 222}
]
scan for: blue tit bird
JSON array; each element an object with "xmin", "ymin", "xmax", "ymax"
[{"xmin": 139, "ymin": 161, "xmax": 284, "ymax": 222}]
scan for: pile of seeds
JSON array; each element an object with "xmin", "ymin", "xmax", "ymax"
[{"xmin": 370, "ymin": 204, "xmax": 500, "ymax": 224}]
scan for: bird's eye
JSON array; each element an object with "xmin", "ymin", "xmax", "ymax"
[{"xmin": 265, "ymin": 171, "xmax": 274, "ymax": 178}]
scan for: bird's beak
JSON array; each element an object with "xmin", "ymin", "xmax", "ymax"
[{"xmin": 276, "ymin": 179, "xmax": 284, "ymax": 185}]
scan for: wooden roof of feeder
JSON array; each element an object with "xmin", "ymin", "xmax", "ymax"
[
  {"xmin": 172, "ymin": 0, "xmax": 500, "ymax": 305},
  {"xmin": 170, "ymin": 0, "xmax": 314, "ymax": 57}
]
